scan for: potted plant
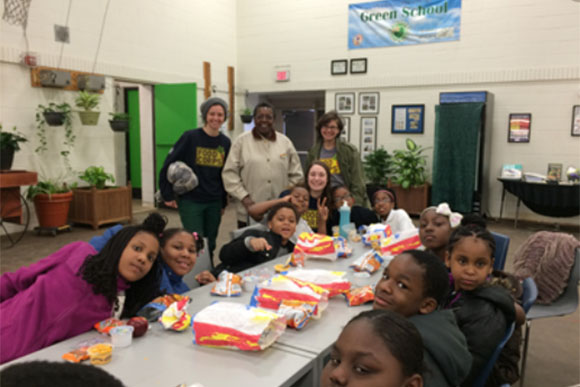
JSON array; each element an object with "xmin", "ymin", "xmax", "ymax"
[
  {"xmin": 240, "ymin": 108, "xmax": 253, "ymax": 124},
  {"xmin": 26, "ymin": 179, "xmax": 73, "ymax": 229},
  {"xmin": 0, "ymin": 124, "xmax": 28, "ymax": 170},
  {"xmin": 108, "ymin": 112, "xmax": 130, "ymax": 132},
  {"xmin": 37, "ymin": 102, "xmax": 71, "ymax": 126},
  {"xmin": 35, "ymin": 103, "xmax": 75, "ymax": 174},
  {"xmin": 363, "ymin": 147, "xmax": 393, "ymax": 201},
  {"xmin": 68, "ymin": 166, "xmax": 132, "ymax": 229},
  {"xmin": 389, "ymin": 138, "xmax": 431, "ymax": 215},
  {"xmin": 75, "ymin": 91, "xmax": 100, "ymax": 125}
]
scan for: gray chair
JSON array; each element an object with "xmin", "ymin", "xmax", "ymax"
[
  {"xmin": 520, "ymin": 249, "xmax": 580, "ymax": 386},
  {"xmin": 182, "ymin": 237, "xmax": 211, "ymax": 289}
]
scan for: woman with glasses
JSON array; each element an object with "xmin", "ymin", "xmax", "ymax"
[
  {"xmin": 305, "ymin": 111, "xmax": 370, "ymax": 208},
  {"xmin": 373, "ymin": 188, "xmax": 415, "ymax": 234}
]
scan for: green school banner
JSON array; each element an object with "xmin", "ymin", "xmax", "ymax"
[{"xmin": 348, "ymin": 0, "xmax": 461, "ymax": 49}]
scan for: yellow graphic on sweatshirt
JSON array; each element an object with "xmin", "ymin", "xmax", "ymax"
[
  {"xmin": 319, "ymin": 155, "xmax": 340, "ymax": 175},
  {"xmin": 302, "ymin": 209, "xmax": 319, "ymax": 229},
  {"xmin": 196, "ymin": 146, "xmax": 225, "ymax": 167}
]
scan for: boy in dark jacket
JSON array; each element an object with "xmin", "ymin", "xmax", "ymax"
[
  {"xmin": 373, "ymin": 249, "xmax": 472, "ymax": 387},
  {"xmin": 212, "ymin": 202, "xmax": 297, "ymax": 276}
]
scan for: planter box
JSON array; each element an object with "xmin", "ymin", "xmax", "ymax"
[
  {"xmin": 69, "ymin": 184, "xmax": 132, "ymax": 229},
  {"xmin": 388, "ymin": 182, "xmax": 430, "ymax": 216}
]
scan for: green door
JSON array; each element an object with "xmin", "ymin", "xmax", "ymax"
[
  {"xmin": 126, "ymin": 89, "xmax": 141, "ymax": 191},
  {"xmin": 154, "ymin": 83, "xmax": 197, "ymax": 189}
]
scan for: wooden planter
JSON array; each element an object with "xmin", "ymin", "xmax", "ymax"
[
  {"xmin": 68, "ymin": 184, "xmax": 132, "ymax": 229},
  {"xmin": 388, "ymin": 182, "xmax": 430, "ymax": 216}
]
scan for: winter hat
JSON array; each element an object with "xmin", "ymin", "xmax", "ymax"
[
  {"xmin": 167, "ymin": 161, "xmax": 198, "ymax": 195},
  {"xmin": 200, "ymin": 97, "xmax": 228, "ymax": 122}
]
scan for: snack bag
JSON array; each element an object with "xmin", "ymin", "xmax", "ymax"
[
  {"xmin": 62, "ymin": 338, "xmax": 106, "ymax": 363},
  {"xmin": 294, "ymin": 232, "xmax": 337, "ymax": 261},
  {"xmin": 210, "ymin": 271, "xmax": 242, "ymax": 297},
  {"xmin": 285, "ymin": 269, "xmax": 351, "ymax": 298},
  {"xmin": 250, "ymin": 275, "xmax": 329, "ymax": 318},
  {"xmin": 94, "ymin": 318, "xmax": 124, "ymax": 335},
  {"xmin": 160, "ymin": 297, "xmax": 192, "ymax": 331},
  {"xmin": 192, "ymin": 302, "xmax": 286, "ymax": 351},
  {"xmin": 278, "ymin": 300, "xmax": 316, "ymax": 330},
  {"xmin": 344, "ymin": 286, "xmax": 375, "ymax": 306},
  {"xmin": 350, "ymin": 250, "xmax": 384, "ymax": 274},
  {"xmin": 333, "ymin": 236, "xmax": 352, "ymax": 258},
  {"xmin": 380, "ymin": 228, "xmax": 421, "ymax": 257},
  {"xmin": 137, "ymin": 294, "xmax": 186, "ymax": 322},
  {"xmin": 362, "ymin": 224, "xmax": 392, "ymax": 246}
]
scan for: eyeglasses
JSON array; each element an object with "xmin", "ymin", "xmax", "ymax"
[
  {"xmin": 334, "ymin": 193, "xmax": 352, "ymax": 205},
  {"xmin": 323, "ymin": 125, "xmax": 339, "ymax": 130},
  {"xmin": 375, "ymin": 198, "xmax": 393, "ymax": 204}
]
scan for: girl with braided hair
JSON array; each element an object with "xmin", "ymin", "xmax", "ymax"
[{"xmin": 0, "ymin": 213, "xmax": 167, "ymax": 364}]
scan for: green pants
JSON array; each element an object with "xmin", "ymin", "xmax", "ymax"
[{"xmin": 176, "ymin": 198, "xmax": 222, "ymax": 259}]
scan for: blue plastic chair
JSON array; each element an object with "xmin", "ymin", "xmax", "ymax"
[
  {"xmin": 520, "ymin": 251, "xmax": 579, "ymax": 386},
  {"xmin": 473, "ymin": 322, "xmax": 516, "ymax": 387},
  {"xmin": 521, "ymin": 277, "xmax": 538, "ymax": 313},
  {"xmin": 491, "ymin": 231, "xmax": 510, "ymax": 270}
]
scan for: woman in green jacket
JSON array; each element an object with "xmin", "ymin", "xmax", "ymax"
[{"xmin": 306, "ymin": 111, "xmax": 370, "ymax": 208}]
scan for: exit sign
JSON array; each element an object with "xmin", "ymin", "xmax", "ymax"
[{"xmin": 276, "ymin": 70, "xmax": 290, "ymax": 82}]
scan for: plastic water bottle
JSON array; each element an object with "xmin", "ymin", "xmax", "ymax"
[{"xmin": 339, "ymin": 200, "xmax": 351, "ymax": 239}]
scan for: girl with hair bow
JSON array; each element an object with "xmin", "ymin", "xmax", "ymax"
[{"xmin": 419, "ymin": 203, "xmax": 463, "ymax": 262}]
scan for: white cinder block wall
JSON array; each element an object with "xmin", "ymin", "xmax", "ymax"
[
  {"xmin": 0, "ymin": 0, "xmax": 239, "ymax": 214},
  {"xmin": 236, "ymin": 0, "xmax": 580, "ymax": 225}
]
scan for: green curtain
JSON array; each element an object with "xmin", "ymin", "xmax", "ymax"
[{"xmin": 432, "ymin": 103, "xmax": 484, "ymax": 213}]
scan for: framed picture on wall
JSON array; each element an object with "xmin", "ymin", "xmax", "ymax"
[
  {"xmin": 359, "ymin": 92, "xmax": 379, "ymax": 115},
  {"xmin": 572, "ymin": 105, "xmax": 580, "ymax": 136},
  {"xmin": 359, "ymin": 117, "xmax": 377, "ymax": 160},
  {"xmin": 350, "ymin": 58, "xmax": 367, "ymax": 74},
  {"xmin": 508, "ymin": 113, "xmax": 532, "ymax": 143},
  {"xmin": 340, "ymin": 116, "xmax": 350, "ymax": 142},
  {"xmin": 335, "ymin": 93, "xmax": 355, "ymax": 115},
  {"xmin": 331, "ymin": 60, "xmax": 348, "ymax": 75},
  {"xmin": 391, "ymin": 104, "xmax": 425, "ymax": 134}
]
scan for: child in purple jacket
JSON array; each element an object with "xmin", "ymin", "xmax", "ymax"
[{"xmin": 0, "ymin": 213, "xmax": 167, "ymax": 364}]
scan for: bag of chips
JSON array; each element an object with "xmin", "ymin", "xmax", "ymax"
[
  {"xmin": 350, "ymin": 250, "xmax": 384, "ymax": 274},
  {"xmin": 94, "ymin": 318, "xmax": 124, "ymax": 335},
  {"xmin": 362, "ymin": 224, "xmax": 392, "ymax": 246},
  {"xmin": 137, "ymin": 294, "xmax": 187, "ymax": 322},
  {"xmin": 210, "ymin": 271, "xmax": 242, "ymax": 297},
  {"xmin": 284, "ymin": 269, "xmax": 351, "ymax": 298},
  {"xmin": 294, "ymin": 232, "xmax": 337, "ymax": 261},
  {"xmin": 250, "ymin": 275, "xmax": 329, "ymax": 318},
  {"xmin": 380, "ymin": 229, "xmax": 422, "ymax": 257},
  {"xmin": 333, "ymin": 236, "xmax": 352, "ymax": 258},
  {"xmin": 344, "ymin": 286, "xmax": 375, "ymax": 306},
  {"xmin": 160, "ymin": 297, "xmax": 192, "ymax": 331},
  {"xmin": 278, "ymin": 300, "xmax": 317, "ymax": 330},
  {"xmin": 192, "ymin": 302, "xmax": 286, "ymax": 351}
]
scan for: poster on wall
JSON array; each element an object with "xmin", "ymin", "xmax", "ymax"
[
  {"xmin": 508, "ymin": 113, "xmax": 531, "ymax": 143},
  {"xmin": 348, "ymin": 0, "xmax": 461, "ymax": 50},
  {"xmin": 391, "ymin": 104, "xmax": 424, "ymax": 133},
  {"xmin": 360, "ymin": 117, "xmax": 377, "ymax": 160}
]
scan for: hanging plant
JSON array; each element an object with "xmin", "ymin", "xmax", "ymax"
[
  {"xmin": 75, "ymin": 91, "xmax": 101, "ymax": 125},
  {"xmin": 35, "ymin": 102, "xmax": 75, "ymax": 173}
]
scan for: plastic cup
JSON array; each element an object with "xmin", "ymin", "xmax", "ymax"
[
  {"xmin": 352, "ymin": 272, "xmax": 371, "ymax": 287},
  {"xmin": 110, "ymin": 325, "xmax": 134, "ymax": 348}
]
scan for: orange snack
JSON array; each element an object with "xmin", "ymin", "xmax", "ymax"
[
  {"xmin": 62, "ymin": 348, "xmax": 89, "ymax": 363},
  {"xmin": 87, "ymin": 343, "xmax": 113, "ymax": 365},
  {"xmin": 94, "ymin": 318, "xmax": 124, "ymax": 335}
]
